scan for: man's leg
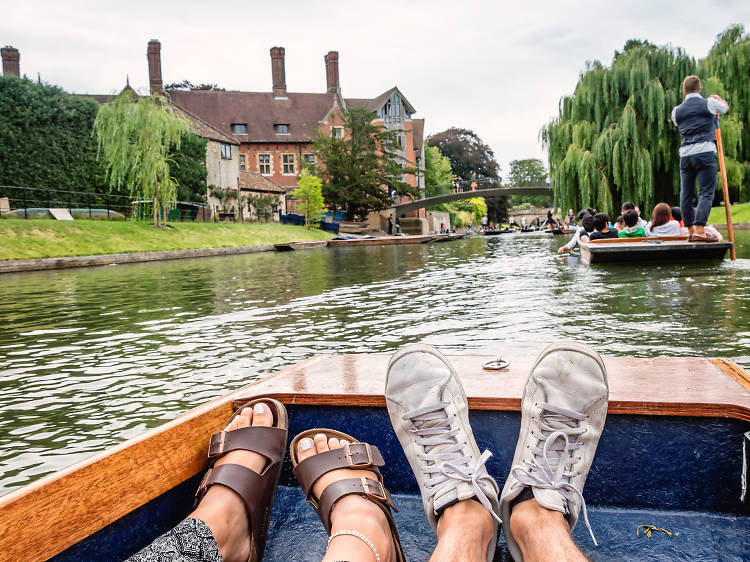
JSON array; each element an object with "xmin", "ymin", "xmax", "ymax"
[
  {"xmin": 385, "ymin": 344, "xmax": 501, "ymax": 562},
  {"xmin": 693, "ymin": 151, "xmax": 718, "ymax": 233},
  {"xmin": 499, "ymin": 341, "xmax": 609, "ymax": 562},
  {"xmin": 680, "ymin": 155, "xmax": 698, "ymax": 236}
]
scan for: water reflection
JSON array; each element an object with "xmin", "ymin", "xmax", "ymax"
[{"xmin": 1, "ymin": 232, "xmax": 749, "ymax": 493}]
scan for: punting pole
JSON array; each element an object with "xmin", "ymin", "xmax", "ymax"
[{"xmin": 715, "ymin": 116, "xmax": 736, "ymax": 260}]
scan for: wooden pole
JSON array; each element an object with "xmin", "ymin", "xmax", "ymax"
[{"xmin": 714, "ymin": 117, "xmax": 736, "ymax": 260}]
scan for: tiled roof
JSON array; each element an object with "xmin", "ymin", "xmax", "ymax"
[
  {"xmin": 174, "ymin": 105, "xmax": 239, "ymax": 145},
  {"xmin": 346, "ymin": 87, "xmax": 416, "ymax": 116},
  {"xmin": 168, "ymin": 90, "xmax": 338, "ymax": 143},
  {"xmin": 239, "ymin": 172, "xmax": 286, "ymax": 193}
]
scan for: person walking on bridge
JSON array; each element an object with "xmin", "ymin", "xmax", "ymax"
[{"xmin": 671, "ymin": 75, "xmax": 729, "ymax": 242}]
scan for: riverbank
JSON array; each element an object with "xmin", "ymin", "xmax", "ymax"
[
  {"xmin": 708, "ymin": 202, "xmax": 750, "ymax": 224},
  {"xmin": 0, "ymin": 219, "xmax": 332, "ymax": 261}
]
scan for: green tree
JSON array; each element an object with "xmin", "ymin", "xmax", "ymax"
[
  {"xmin": 311, "ymin": 107, "xmax": 417, "ymax": 220},
  {"xmin": 169, "ymin": 132, "xmax": 208, "ymax": 202},
  {"xmin": 508, "ymin": 158, "xmax": 552, "ymax": 207},
  {"xmin": 0, "ymin": 75, "xmax": 101, "ymax": 191},
  {"xmin": 426, "ymin": 128, "xmax": 501, "ymax": 180},
  {"xmin": 424, "ymin": 145, "xmax": 453, "ymax": 187},
  {"xmin": 291, "ymin": 170, "xmax": 327, "ymax": 227},
  {"xmin": 94, "ymin": 91, "xmax": 191, "ymax": 226}
]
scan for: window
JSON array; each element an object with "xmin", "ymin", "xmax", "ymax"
[
  {"xmin": 259, "ymin": 154, "xmax": 270, "ymax": 175},
  {"xmin": 220, "ymin": 143, "xmax": 232, "ymax": 159},
  {"xmin": 332, "ymin": 126, "xmax": 344, "ymax": 139},
  {"xmin": 283, "ymin": 154, "xmax": 295, "ymax": 174},
  {"xmin": 231, "ymin": 123, "xmax": 248, "ymax": 134},
  {"xmin": 303, "ymin": 153, "xmax": 315, "ymax": 165},
  {"xmin": 274, "ymin": 124, "xmax": 289, "ymax": 134},
  {"xmin": 240, "ymin": 154, "xmax": 246, "ymax": 171}
]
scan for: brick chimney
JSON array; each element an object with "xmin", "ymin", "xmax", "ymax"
[
  {"xmin": 325, "ymin": 51, "xmax": 339, "ymax": 94},
  {"xmin": 270, "ymin": 46, "xmax": 287, "ymax": 97},
  {"xmin": 1, "ymin": 46, "xmax": 20, "ymax": 77},
  {"xmin": 147, "ymin": 39, "xmax": 163, "ymax": 93}
]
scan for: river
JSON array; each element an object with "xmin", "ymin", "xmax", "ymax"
[{"xmin": 2, "ymin": 232, "xmax": 750, "ymax": 494}]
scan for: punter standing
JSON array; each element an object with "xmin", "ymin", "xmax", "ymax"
[{"xmin": 671, "ymin": 75, "xmax": 729, "ymax": 242}]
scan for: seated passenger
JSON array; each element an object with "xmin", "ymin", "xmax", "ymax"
[
  {"xmin": 615, "ymin": 214, "xmax": 626, "ymax": 232},
  {"xmin": 645, "ymin": 203, "xmax": 682, "ymax": 237},
  {"xmin": 671, "ymin": 206, "xmax": 690, "ymax": 235},
  {"xmin": 621, "ymin": 201, "xmax": 648, "ymax": 229},
  {"xmin": 557, "ymin": 211, "xmax": 594, "ymax": 253},
  {"xmin": 618, "ymin": 209, "xmax": 646, "ymax": 238},
  {"xmin": 584, "ymin": 213, "xmax": 619, "ymax": 241}
]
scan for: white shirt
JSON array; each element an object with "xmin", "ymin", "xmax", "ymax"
[
  {"xmin": 645, "ymin": 220, "xmax": 682, "ymax": 237},
  {"xmin": 671, "ymin": 93, "xmax": 729, "ymax": 157}
]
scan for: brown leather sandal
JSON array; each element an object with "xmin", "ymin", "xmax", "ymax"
[
  {"xmin": 290, "ymin": 429, "xmax": 406, "ymax": 562},
  {"xmin": 195, "ymin": 397, "xmax": 288, "ymax": 562}
]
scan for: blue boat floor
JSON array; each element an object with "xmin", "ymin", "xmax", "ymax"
[{"xmin": 265, "ymin": 486, "xmax": 749, "ymax": 562}]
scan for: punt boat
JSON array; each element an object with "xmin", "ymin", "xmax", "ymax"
[
  {"xmin": 580, "ymin": 236, "xmax": 734, "ymax": 264},
  {"xmin": 273, "ymin": 240, "xmax": 329, "ymax": 251},
  {"xmin": 2, "ymin": 353, "xmax": 748, "ymax": 561},
  {"xmin": 434, "ymin": 233, "xmax": 467, "ymax": 243},
  {"xmin": 483, "ymin": 229, "xmax": 515, "ymax": 235},
  {"xmin": 327, "ymin": 234, "xmax": 436, "ymax": 247}
]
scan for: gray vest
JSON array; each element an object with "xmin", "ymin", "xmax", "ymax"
[{"xmin": 674, "ymin": 96, "xmax": 715, "ymax": 147}]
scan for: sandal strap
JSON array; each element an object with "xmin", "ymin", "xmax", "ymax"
[
  {"xmin": 208, "ymin": 426, "xmax": 286, "ymax": 463},
  {"xmin": 293, "ymin": 442, "xmax": 385, "ymax": 496},
  {"xmin": 318, "ymin": 477, "xmax": 398, "ymax": 532},
  {"xmin": 195, "ymin": 464, "xmax": 276, "ymax": 556}
]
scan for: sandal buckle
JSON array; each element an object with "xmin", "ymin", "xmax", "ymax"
[
  {"xmin": 208, "ymin": 431, "xmax": 227, "ymax": 457},
  {"xmin": 344, "ymin": 442, "xmax": 373, "ymax": 467},
  {"xmin": 361, "ymin": 477, "xmax": 387, "ymax": 502}
]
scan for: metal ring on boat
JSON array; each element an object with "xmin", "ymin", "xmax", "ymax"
[{"xmin": 483, "ymin": 357, "xmax": 510, "ymax": 371}]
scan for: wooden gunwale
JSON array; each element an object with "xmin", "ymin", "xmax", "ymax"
[
  {"xmin": 327, "ymin": 235, "xmax": 436, "ymax": 247},
  {"xmin": 1, "ymin": 353, "xmax": 749, "ymax": 561}
]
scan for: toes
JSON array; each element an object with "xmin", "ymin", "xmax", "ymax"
[
  {"xmin": 296, "ymin": 438, "xmax": 316, "ymax": 461},
  {"xmin": 340, "ymin": 439, "xmax": 350, "ymax": 447},
  {"xmin": 251, "ymin": 402, "xmax": 273, "ymax": 427},
  {"xmin": 314, "ymin": 433, "xmax": 329, "ymax": 453},
  {"xmin": 328, "ymin": 437, "xmax": 340, "ymax": 450},
  {"xmin": 225, "ymin": 407, "xmax": 252, "ymax": 431}
]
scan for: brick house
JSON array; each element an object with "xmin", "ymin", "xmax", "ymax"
[{"xmin": 146, "ymin": 41, "xmax": 426, "ymax": 219}]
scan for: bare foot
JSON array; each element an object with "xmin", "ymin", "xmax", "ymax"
[
  {"xmin": 190, "ymin": 402, "xmax": 274, "ymax": 562},
  {"xmin": 297, "ymin": 434, "xmax": 397, "ymax": 562},
  {"xmin": 430, "ymin": 499, "xmax": 494, "ymax": 562}
]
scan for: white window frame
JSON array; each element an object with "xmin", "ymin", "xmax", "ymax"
[
  {"xmin": 282, "ymin": 154, "xmax": 295, "ymax": 174},
  {"xmin": 220, "ymin": 143, "xmax": 232, "ymax": 159}
]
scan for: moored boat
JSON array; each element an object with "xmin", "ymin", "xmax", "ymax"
[
  {"xmin": 434, "ymin": 233, "xmax": 466, "ymax": 242},
  {"xmin": 2, "ymin": 353, "xmax": 748, "ymax": 561},
  {"xmin": 580, "ymin": 236, "xmax": 733, "ymax": 264},
  {"xmin": 327, "ymin": 234, "xmax": 436, "ymax": 247},
  {"xmin": 273, "ymin": 240, "xmax": 329, "ymax": 251},
  {"xmin": 483, "ymin": 228, "xmax": 514, "ymax": 235}
]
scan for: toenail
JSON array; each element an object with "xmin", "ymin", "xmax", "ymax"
[
  {"xmin": 254, "ymin": 403, "xmax": 266, "ymax": 414},
  {"xmin": 299, "ymin": 439, "xmax": 313, "ymax": 451},
  {"xmin": 315, "ymin": 433, "xmax": 326, "ymax": 440}
]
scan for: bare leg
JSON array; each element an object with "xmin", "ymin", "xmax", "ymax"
[
  {"xmin": 510, "ymin": 499, "xmax": 587, "ymax": 562},
  {"xmin": 189, "ymin": 403, "xmax": 274, "ymax": 562},
  {"xmin": 429, "ymin": 499, "xmax": 494, "ymax": 562},
  {"xmin": 296, "ymin": 434, "xmax": 397, "ymax": 562}
]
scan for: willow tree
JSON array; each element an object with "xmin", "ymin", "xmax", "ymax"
[
  {"xmin": 542, "ymin": 40, "xmax": 696, "ymax": 215},
  {"xmin": 699, "ymin": 25, "xmax": 750, "ymax": 199},
  {"xmin": 94, "ymin": 90, "xmax": 191, "ymax": 226},
  {"xmin": 544, "ymin": 27, "xmax": 750, "ymax": 215}
]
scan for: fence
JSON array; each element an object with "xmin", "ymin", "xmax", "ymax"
[{"xmin": 0, "ymin": 185, "xmax": 132, "ymax": 219}]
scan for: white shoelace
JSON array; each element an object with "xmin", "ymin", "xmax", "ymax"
[
  {"xmin": 402, "ymin": 401, "xmax": 501, "ymax": 523},
  {"xmin": 510, "ymin": 402, "xmax": 597, "ymax": 545}
]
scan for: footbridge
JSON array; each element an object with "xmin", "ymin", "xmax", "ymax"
[{"xmin": 391, "ymin": 182, "xmax": 552, "ymax": 215}]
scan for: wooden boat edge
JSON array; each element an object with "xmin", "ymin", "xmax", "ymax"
[{"xmin": 1, "ymin": 354, "xmax": 749, "ymax": 561}]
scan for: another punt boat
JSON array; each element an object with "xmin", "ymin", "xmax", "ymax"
[
  {"xmin": 273, "ymin": 240, "xmax": 329, "ymax": 251},
  {"xmin": 434, "ymin": 233, "xmax": 467, "ymax": 243},
  {"xmin": 547, "ymin": 228, "xmax": 576, "ymax": 235},
  {"xmin": 483, "ymin": 229, "xmax": 514, "ymax": 235},
  {"xmin": 580, "ymin": 236, "xmax": 733, "ymax": 264},
  {"xmin": 327, "ymin": 235, "xmax": 436, "ymax": 247},
  {"xmin": 2, "ymin": 353, "xmax": 748, "ymax": 561}
]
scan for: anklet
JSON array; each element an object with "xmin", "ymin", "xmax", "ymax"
[{"xmin": 328, "ymin": 529, "xmax": 380, "ymax": 562}]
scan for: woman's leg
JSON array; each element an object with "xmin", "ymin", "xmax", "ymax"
[{"xmin": 296, "ymin": 434, "xmax": 398, "ymax": 562}]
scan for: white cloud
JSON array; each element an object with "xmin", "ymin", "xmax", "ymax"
[{"xmin": 2, "ymin": 0, "xmax": 748, "ymax": 175}]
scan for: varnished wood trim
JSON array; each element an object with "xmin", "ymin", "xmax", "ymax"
[{"xmin": 712, "ymin": 358, "xmax": 750, "ymax": 392}]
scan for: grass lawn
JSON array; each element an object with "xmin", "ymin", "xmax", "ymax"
[
  {"xmin": 0, "ymin": 219, "xmax": 333, "ymax": 261},
  {"xmin": 707, "ymin": 202, "xmax": 750, "ymax": 224}
]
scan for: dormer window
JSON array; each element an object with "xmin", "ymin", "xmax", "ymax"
[
  {"xmin": 231, "ymin": 123, "xmax": 248, "ymax": 134},
  {"xmin": 275, "ymin": 124, "xmax": 289, "ymax": 135},
  {"xmin": 379, "ymin": 92, "xmax": 403, "ymax": 124}
]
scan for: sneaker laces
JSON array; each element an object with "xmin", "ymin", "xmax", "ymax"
[
  {"xmin": 402, "ymin": 401, "xmax": 501, "ymax": 523},
  {"xmin": 510, "ymin": 402, "xmax": 597, "ymax": 545}
]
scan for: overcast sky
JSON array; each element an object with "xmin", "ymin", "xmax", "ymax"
[{"xmin": 3, "ymin": 0, "xmax": 749, "ymax": 177}]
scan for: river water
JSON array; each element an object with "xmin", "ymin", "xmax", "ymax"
[{"xmin": 2, "ymin": 232, "xmax": 750, "ymax": 494}]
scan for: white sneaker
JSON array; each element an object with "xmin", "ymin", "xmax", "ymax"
[
  {"xmin": 385, "ymin": 343, "xmax": 500, "ymax": 562},
  {"xmin": 500, "ymin": 341, "xmax": 609, "ymax": 561}
]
